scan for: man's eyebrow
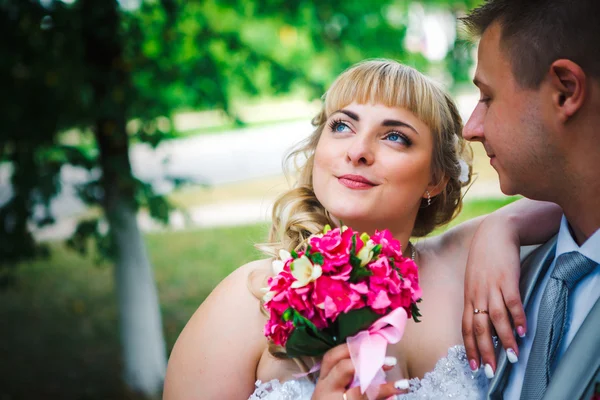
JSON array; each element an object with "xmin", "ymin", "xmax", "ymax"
[
  {"xmin": 473, "ymin": 77, "xmax": 489, "ymax": 89},
  {"xmin": 382, "ymin": 119, "xmax": 419, "ymax": 135}
]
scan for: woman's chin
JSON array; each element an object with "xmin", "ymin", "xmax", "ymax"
[{"xmin": 329, "ymin": 213, "xmax": 378, "ymax": 231}]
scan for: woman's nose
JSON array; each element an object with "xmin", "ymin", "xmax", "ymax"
[{"xmin": 346, "ymin": 135, "xmax": 375, "ymax": 166}]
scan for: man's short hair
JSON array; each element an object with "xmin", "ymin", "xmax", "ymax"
[{"xmin": 461, "ymin": 0, "xmax": 600, "ymax": 88}]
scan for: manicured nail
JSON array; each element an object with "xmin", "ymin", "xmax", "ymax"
[
  {"xmin": 517, "ymin": 326, "xmax": 526, "ymax": 338},
  {"xmin": 469, "ymin": 359, "xmax": 478, "ymax": 371},
  {"xmin": 484, "ymin": 364, "xmax": 495, "ymax": 379},
  {"xmin": 506, "ymin": 348, "xmax": 518, "ymax": 363},
  {"xmin": 384, "ymin": 356, "xmax": 397, "ymax": 367},
  {"xmin": 394, "ymin": 379, "xmax": 410, "ymax": 390}
]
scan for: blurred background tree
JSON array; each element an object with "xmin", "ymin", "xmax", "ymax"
[{"xmin": 0, "ymin": 0, "xmax": 482, "ymax": 398}]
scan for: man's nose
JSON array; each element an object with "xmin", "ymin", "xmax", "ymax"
[{"xmin": 463, "ymin": 103, "xmax": 485, "ymax": 142}]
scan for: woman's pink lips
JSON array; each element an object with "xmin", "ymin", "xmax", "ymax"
[{"xmin": 337, "ymin": 174, "xmax": 377, "ymax": 189}]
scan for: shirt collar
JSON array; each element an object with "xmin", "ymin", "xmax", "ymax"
[{"xmin": 555, "ymin": 215, "xmax": 600, "ymax": 265}]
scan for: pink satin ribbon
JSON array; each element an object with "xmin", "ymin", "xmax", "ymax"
[
  {"xmin": 346, "ymin": 307, "xmax": 408, "ymax": 400},
  {"xmin": 292, "ymin": 361, "xmax": 322, "ymax": 379}
]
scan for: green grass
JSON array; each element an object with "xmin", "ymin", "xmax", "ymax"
[{"xmin": 0, "ymin": 197, "xmax": 517, "ymax": 399}]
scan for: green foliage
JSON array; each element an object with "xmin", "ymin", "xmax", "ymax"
[
  {"xmin": 285, "ymin": 307, "xmax": 382, "ymax": 358},
  {"xmin": 0, "ymin": 0, "xmax": 479, "ymax": 274},
  {"xmin": 411, "ymin": 298, "xmax": 423, "ymax": 323},
  {"xmin": 308, "ymin": 251, "xmax": 324, "ymax": 265}
]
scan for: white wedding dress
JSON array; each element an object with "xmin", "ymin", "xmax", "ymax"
[{"xmin": 248, "ymin": 345, "xmax": 489, "ymax": 399}]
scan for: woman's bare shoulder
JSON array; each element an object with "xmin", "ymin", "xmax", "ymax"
[
  {"xmin": 415, "ymin": 215, "xmax": 486, "ymax": 273},
  {"xmin": 163, "ymin": 258, "xmax": 273, "ymax": 399}
]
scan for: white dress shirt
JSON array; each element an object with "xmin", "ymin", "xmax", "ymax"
[{"xmin": 504, "ymin": 216, "xmax": 600, "ymax": 399}]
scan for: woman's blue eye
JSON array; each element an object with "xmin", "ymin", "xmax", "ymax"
[
  {"xmin": 329, "ymin": 120, "xmax": 351, "ymax": 133},
  {"xmin": 385, "ymin": 132, "xmax": 411, "ymax": 145}
]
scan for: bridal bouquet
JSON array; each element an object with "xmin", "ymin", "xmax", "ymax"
[{"xmin": 262, "ymin": 225, "xmax": 422, "ymax": 398}]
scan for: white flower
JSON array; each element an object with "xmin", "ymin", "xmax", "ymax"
[
  {"xmin": 290, "ymin": 255, "xmax": 322, "ymax": 288},
  {"xmin": 458, "ymin": 159, "xmax": 470, "ymax": 184},
  {"xmin": 356, "ymin": 239, "xmax": 376, "ymax": 266},
  {"xmin": 272, "ymin": 249, "xmax": 293, "ymax": 274},
  {"xmin": 262, "ymin": 290, "xmax": 276, "ymax": 303}
]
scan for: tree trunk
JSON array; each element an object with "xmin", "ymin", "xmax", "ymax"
[
  {"xmin": 109, "ymin": 194, "xmax": 167, "ymax": 397},
  {"xmin": 80, "ymin": 0, "xmax": 167, "ymax": 397}
]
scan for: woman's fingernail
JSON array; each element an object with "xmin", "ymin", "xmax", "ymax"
[
  {"xmin": 484, "ymin": 364, "xmax": 495, "ymax": 379},
  {"xmin": 469, "ymin": 359, "xmax": 478, "ymax": 371},
  {"xmin": 384, "ymin": 356, "xmax": 397, "ymax": 367},
  {"xmin": 394, "ymin": 379, "xmax": 410, "ymax": 390},
  {"xmin": 506, "ymin": 348, "xmax": 519, "ymax": 363},
  {"xmin": 517, "ymin": 326, "xmax": 526, "ymax": 338}
]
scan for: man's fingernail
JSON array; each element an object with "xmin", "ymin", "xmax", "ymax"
[
  {"xmin": 384, "ymin": 356, "xmax": 397, "ymax": 367},
  {"xmin": 506, "ymin": 348, "xmax": 518, "ymax": 363},
  {"xmin": 469, "ymin": 359, "xmax": 478, "ymax": 371},
  {"xmin": 517, "ymin": 326, "xmax": 526, "ymax": 338},
  {"xmin": 484, "ymin": 364, "xmax": 495, "ymax": 379},
  {"xmin": 394, "ymin": 379, "xmax": 410, "ymax": 390}
]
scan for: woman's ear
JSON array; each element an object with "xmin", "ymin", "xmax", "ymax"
[
  {"xmin": 425, "ymin": 175, "xmax": 449, "ymax": 199},
  {"xmin": 548, "ymin": 59, "xmax": 586, "ymax": 122}
]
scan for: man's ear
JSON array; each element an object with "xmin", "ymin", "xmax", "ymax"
[
  {"xmin": 548, "ymin": 59, "xmax": 586, "ymax": 122},
  {"xmin": 426, "ymin": 175, "xmax": 449, "ymax": 199}
]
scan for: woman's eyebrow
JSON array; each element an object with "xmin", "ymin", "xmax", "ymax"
[
  {"xmin": 331, "ymin": 109, "xmax": 359, "ymax": 121},
  {"xmin": 381, "ymin": 119, "xmax": 419, "ymax": 135},
  {"xmin": 331, "ymin": 109, "xmax": 419, "ymax": 135}
]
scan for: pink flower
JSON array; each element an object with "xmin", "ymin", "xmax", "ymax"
[
  {"xmin": 371, "ymin": 230, "xmax": 403, "ymax": 259},
  {"xmin": 329, "ymin": 262, "xmax": 353, "ymax": 281},
  {"xmin": 395, "ymin": 258, "xmax": 422, "ymax": 301},
  {"xmin": 349, "ymin": 282, "xmax": 369, "ymax": 294},
  {"xmin": 313, "ymin": 276, "xmax": 364, "ymax": 321},
  {"xmin": 368, "ymin": 256, "xmax": 391, "ymax": 277},
  {"xmin": 265, "ymin": 315, "xmax": 294, "ymax": 346},
  {"xmin": 263, "ymin": 227, "xmax": 423, "ymax": 354},
  {"xmin": 369, "ymin": 290, "xmax": 391, "ymax": 310},
  {"xmin": 310, "ymin": 227, "xmax": 354, "ymax": 268}
]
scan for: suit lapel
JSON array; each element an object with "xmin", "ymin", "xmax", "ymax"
[
  {"xmin": 487, "ymin": 237, "xmax": 558, "ymax": 399},
  {"xmin": 543, "ymin": 296, "xmax": 600, "ymax": 400}
]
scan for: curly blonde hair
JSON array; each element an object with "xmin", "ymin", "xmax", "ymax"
[{"xmin": 260, "ymin": 59, "xmax": 472, "ymax": 257}]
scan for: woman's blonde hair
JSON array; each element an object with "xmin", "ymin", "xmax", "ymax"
[{"xmin": 260, "ymin": 59, "xmax": 472, "ymax": 257}]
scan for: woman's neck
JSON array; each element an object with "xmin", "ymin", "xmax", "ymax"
[{"xmin": 329, "ymin": 218, "xmax": 414, "ymax": 258}]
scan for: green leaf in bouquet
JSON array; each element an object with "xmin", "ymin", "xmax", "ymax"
[
  {"xmin": 336, "ymin": 308, "xmax": 382, "ymax": 343},
  {"xmin": 350, "ymin": 234, "xmax": 357, "ymax": 256},
  {"xmin": 411, "ymin": 302, "xmax": 422, "ymax": 323},
  {"xmin": 285, "ymin": 325, "xmax": 336, "ymax": 357},
  {"xmin": 283, "ymin": 308, "xmax": 336, "ymax": 357},
  {"xmin": 372, "ymin": 244, "xmax": 382, "ymax": 257},
  {"xmin": 291, "ymin": 249, "xmax": 299, "ymax": 259},
  {"xmin": 350, "ymin": 254, "xmax": 362, "ymax": 269},
  {"xmin": 349, "ymin": 263, "xmax": 373, "ymax": 282},
  {"xmin": 309, "ymin": 252, "xmax": 324, "ymax": 265}
]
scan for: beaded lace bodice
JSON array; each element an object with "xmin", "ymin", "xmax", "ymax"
[{"xmin": 248, "ymin": 345, "xmax": 488, "ymax": 400}]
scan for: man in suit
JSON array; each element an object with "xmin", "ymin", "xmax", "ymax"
[{"xmin": 460, "ymin": 0, "xmax": 600, "ymax": 399}]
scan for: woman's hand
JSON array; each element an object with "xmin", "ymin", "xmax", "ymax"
[
  {"xmin": 461, "ymin": 215, "xmax": 526, "ymax": 379},
  {"xmin": 312, "ymin": 344, "xmax": 409, "ymax": 400}
]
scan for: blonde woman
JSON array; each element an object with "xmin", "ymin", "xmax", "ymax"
[{"xmin": 163, "ymin": 60, "xmax": 560, "ymax": 399}]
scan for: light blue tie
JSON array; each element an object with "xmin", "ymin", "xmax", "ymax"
[{"xmin": 520, "ymin": 251, "xmax": 597, "ymax": 400}]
